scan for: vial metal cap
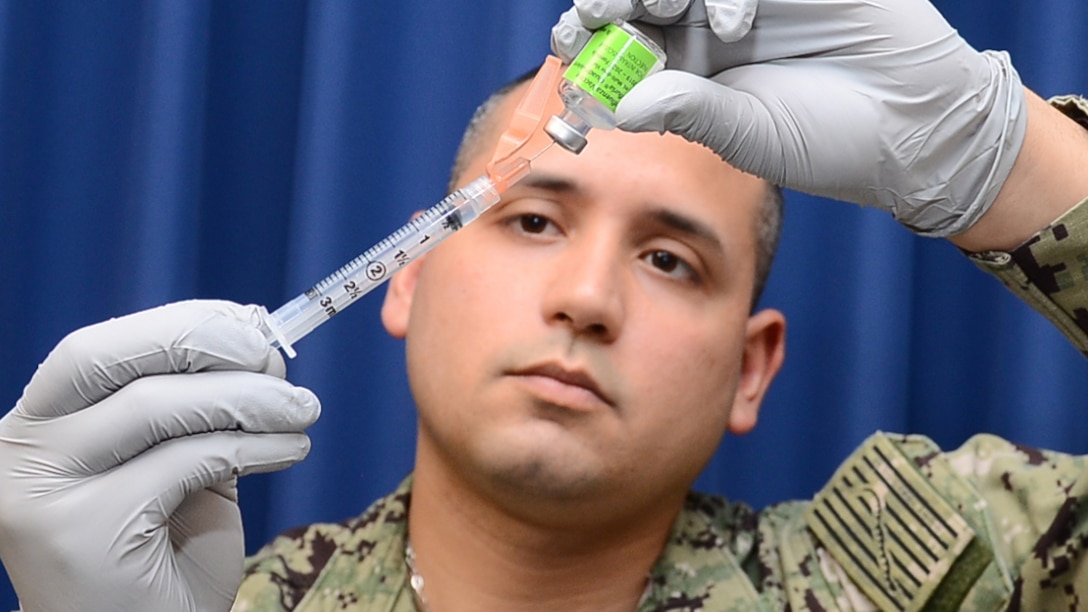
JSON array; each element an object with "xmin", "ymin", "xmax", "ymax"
[{"xmin": 544, "ymin": 115, "xmax": 588, "ymax": 154}]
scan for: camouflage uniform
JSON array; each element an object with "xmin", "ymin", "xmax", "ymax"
[{"xmin": 233, "ymin": 100, "xmax": 1088, "ymax": 612}]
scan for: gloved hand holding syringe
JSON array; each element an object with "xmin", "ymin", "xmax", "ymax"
[{"xmin": 258, "ymin": 23, "xmax": 665, "ymax": 357}]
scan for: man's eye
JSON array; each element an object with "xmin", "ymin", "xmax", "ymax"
[
  {"xmin": 518, "ymin": 214, "xmax": 551, "ymax": 234},
  {"xmin": 500, "ymin": 207, "xmax": 561, "ymax": 239},
  {"xmin": 649, "ymin": 251, "xmax": 680, "ymax": 273},
  {"xmin": 644, "ymin": 250, "xmax": 700, "ymax": 284}
]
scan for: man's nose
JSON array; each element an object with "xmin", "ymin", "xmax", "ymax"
[{"xmin": 541, "ymin": 237, "xmax": 624, "ymax": 342}]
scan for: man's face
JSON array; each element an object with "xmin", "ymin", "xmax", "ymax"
[{"xmin": 382, "ymin": 84, "xmax": 784, "ymax": 520}]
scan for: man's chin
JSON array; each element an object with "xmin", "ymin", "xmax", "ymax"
[
  {"xmin": 472, "ymin": 433, "xmax": 607, "ymax": 503},
  {"xmin": 486, "ymin": 457, "xmax": 602, "ymax": 502}
]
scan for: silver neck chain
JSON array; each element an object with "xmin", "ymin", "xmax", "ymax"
[
  {"xmin": 405, "ymin": 540, "xmax": 431, "ymax": 611},
  {"xmin": 405, "ymin": 539, "xmax": 653, "ymax": 610}
]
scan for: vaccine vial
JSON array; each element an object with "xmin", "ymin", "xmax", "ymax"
[{"xmin": 546, "ymin": 22, "xmax": 667, "ymax": 154}]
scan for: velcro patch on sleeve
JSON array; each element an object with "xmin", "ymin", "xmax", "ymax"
[{"xmin": 804, "ymin": 433, "xmax": 992, "ymax": 611}]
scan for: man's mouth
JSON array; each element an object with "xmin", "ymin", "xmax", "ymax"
[{"xmin": 508, "ymin": 361, "xmax": 614, "ymax": 410}]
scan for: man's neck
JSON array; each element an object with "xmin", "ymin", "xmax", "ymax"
[{"xmin": 406, "ymin": 444, "xmax": 683, "ymax": 612}]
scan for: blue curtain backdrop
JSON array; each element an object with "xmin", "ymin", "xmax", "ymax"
[{"xmin": 2, "ymin": 0, "xmax": 1087, "ymax": 606}]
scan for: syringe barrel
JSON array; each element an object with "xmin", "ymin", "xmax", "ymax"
[{"xmin": 258, "ymin": 174, "xmax": 503, "ymax": 357}]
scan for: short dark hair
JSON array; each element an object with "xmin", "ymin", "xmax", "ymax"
[{"xmin": 448, "ymin": 70, "xmax": 784, "ymax": 309}]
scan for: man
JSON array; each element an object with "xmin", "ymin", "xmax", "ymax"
[
  {"xmin": 236, "ymin": 66, "xmax": 787, "ymax": 611},
  {"xmin": 1, "ymin": 0, "xmax": 1087, "ymax": 610}
]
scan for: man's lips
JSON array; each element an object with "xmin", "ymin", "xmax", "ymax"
[{"xmin": 507, "ymin": 362, "xmax": 614, "ymax": 409}]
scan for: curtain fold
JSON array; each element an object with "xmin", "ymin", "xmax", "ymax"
[{"xmin": 2, "ymin": 1, "xmax": 1086, "ymax": 606}]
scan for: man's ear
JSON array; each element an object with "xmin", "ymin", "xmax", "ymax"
[
  {"xmin": 380, "ymin": 254, "xmax": 426, "ymax": 339},
  {"xmin": 728, "ymin": 308, "xmax": 786, "ymax": 435}
]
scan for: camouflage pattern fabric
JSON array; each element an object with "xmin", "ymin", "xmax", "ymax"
[
  {"xmin": 234, "ymin": 426, "xmax": 1088, "ymax": 611},
  {"xmin": 234, "ymin": 99, "xmax": 1088, "ymax": 611},
  {"xmin": 233, "ymin": 483, "xmax": 417, "ymax": 612},
  {"xmin": 967, "ymin": 94, "xmax": 1088, "ymax": 355}
]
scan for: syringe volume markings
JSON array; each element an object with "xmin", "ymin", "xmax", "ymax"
[
  {"xmin": 319, "ymin": 296, "xmax": 337, "ymax": 317},
  {"xmin": 258, "ymin": 174, "xmax": 504, "ymax": 358},
  {"xmin": 442, "ymin": 210, "xmax": 464, "ymax": 231},
  {"xmin": 322, "ymin": 249, "xmax": 382, "ymax": 292},
  {"xmin": 365, "ymin": 261, "xmax": 387, "ymax": 281}
]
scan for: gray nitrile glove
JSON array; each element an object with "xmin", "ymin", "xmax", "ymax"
[
  {"xmin": 0, "ymin": 300, "xmax": 320, "ymax": 612},
  {"xmin": 551, "ymin": 0, "xmax": 1027, "ymax": 237}
]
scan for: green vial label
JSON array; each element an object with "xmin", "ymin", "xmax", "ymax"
[{"xmin": 564, "ymin": 24, "xmax": 658, "ymax": 113}]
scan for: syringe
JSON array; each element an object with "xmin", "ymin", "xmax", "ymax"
[
  {"xmin": 255, "ymin": 28, "xmax": 673, "ymax": 358},
  {"xmin": 257, "ymin": 55, "xmax": 567, "ymax": 358},
  {"xmin": 257, "ymin": 154, "xmax": 543, "ymax": 358}
]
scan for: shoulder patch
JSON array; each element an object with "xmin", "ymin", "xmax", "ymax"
[{"xmin": 804, "ymin": 433, "xmax": 992, "ymax": 611}]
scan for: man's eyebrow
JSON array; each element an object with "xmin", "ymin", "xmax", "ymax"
[
  {"xmin": 647, "ymin": 208, "xmax": 724, "ymax": 254},
  {"xmin": 518, "ymin": 173, "xmax": 581, "ymax": 194}
]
